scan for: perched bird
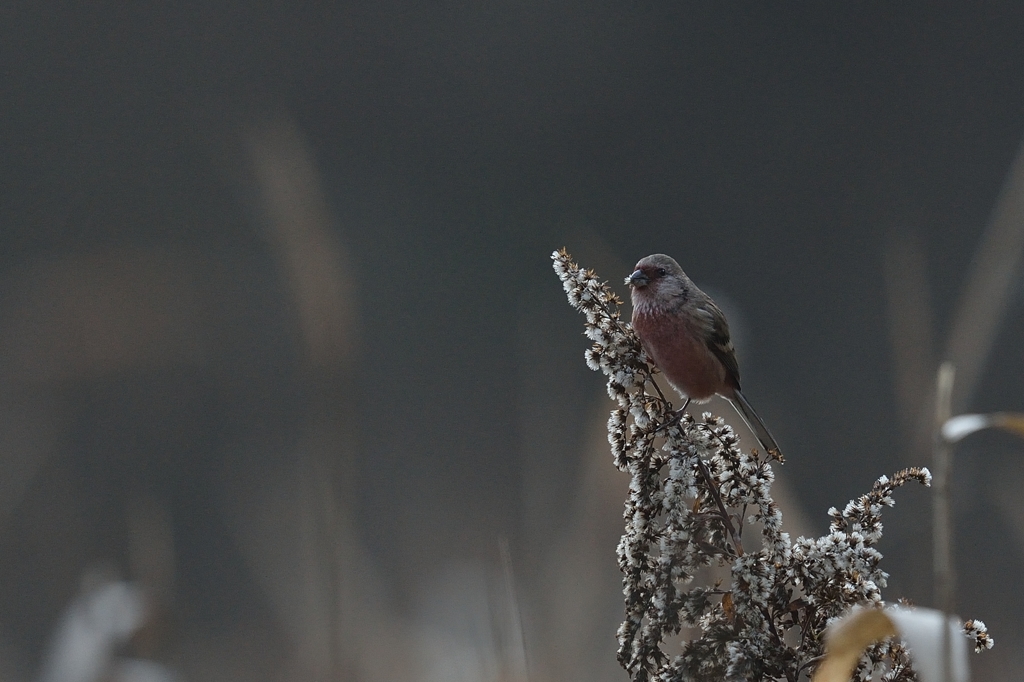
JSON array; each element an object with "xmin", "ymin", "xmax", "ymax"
[{"xmin": 626, "ymin": 253, "xmax": 782, "ymax": 457}]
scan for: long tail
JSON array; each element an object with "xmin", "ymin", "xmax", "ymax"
[{"xmin": 726, "ymin": 389, "xmax": 783, "ymax": 459}]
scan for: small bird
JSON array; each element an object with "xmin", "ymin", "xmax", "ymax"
[{"xmin": 626, "ymin": 253, "xmax": 782, "ymax": 457}]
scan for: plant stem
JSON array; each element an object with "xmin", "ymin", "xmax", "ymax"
[{"xmin": 933, "ymin": 362, "xmax": 956, "ymax": 682}]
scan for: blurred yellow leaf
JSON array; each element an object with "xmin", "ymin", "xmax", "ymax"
[
  {"xmin": 811, "ymin": 608, "xmax": 896, "ymax": 682},
  {"xmin": 993, "ymin": 413, "xmax": 1024, "ymax": 439}
]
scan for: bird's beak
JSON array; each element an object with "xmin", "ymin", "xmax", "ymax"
[{"xmin": 627, "ymin": 270, "xmax": 649, "ymax": 288}]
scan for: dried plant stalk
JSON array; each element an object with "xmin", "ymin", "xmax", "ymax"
[{"xmin": 552, "ymin": 249, "xmax": 991, "ymax": 682}]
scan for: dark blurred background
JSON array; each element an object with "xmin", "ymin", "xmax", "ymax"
[{"xmin": 1, "ymin": 3, "xmax": 1024, "ymax": 681}]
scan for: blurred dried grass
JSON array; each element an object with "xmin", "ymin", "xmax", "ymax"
[{"xmin": 10, "ymin": 110, "xmax": 1014, "ymax": 682}]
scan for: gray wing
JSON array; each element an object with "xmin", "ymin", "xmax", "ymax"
[{"xmin": 694, "ymin": 296, "xmax": 741, "ymax": 387}]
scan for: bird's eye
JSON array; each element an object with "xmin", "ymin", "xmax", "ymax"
[{"xmin": 657, "ymin": 268, "xmax": 667, "ymax": 277}]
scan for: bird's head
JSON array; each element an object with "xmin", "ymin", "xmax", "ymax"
[{"xmin": 626, "ymin": 253, "xmax": 686, "ymax": 291}]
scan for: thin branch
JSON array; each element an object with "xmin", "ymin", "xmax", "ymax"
[{"xmin": 694, "ymin": 453, "xmax": 744, "ymax": 557}]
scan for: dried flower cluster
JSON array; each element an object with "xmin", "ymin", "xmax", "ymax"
[
  {"xmin": 962, "ymin": 620, "xmax": 994, "ymax": 654},
  {"xmin": 552, "ymin": 249, "xmax": 992, "ymax": 682}
]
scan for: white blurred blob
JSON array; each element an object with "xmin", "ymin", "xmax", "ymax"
[
  {"xmin": 816, "ymin": 606, "xmax": 971, "ymax": 682},
  {"xmin": 886, "ymin": 607, "xmax": 969, "ymax": 682},
  {"xmin": 413, "ymin": 565, "xmax": 498, "ymax": 682},
  {"xmin": 942, "ymin": 412, "xmax": 1024, "ymax": 443},
  {"xmin": 941, "ymin": 414, "xmax": 993, "ymax": 443},
  {"xmin": 38, "ymin": 577, "xmax": 178, "ymax": 682},
  {"xmin": 411, "ymin": 563, "xmax": 527, "ymax": 682},
  {"xmin": 111, "ymin": 659, "xmax": 178, "ymax": 682}
]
